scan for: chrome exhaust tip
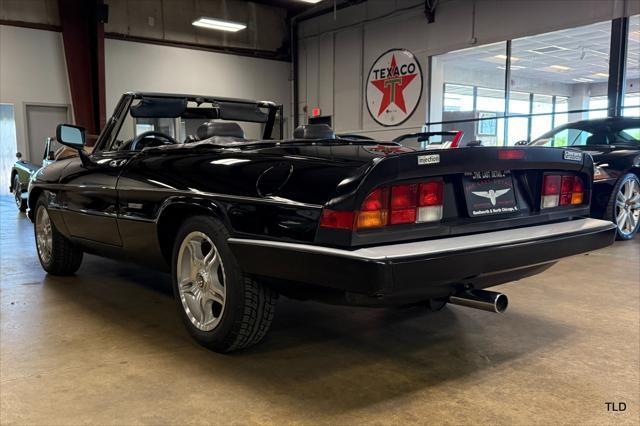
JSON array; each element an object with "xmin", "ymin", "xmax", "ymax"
[{"xmin": 449, "ymin": 289, "xmax": 508, "ymax": 313}]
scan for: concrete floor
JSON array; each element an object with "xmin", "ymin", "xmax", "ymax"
[{"xmin": 0, "ymin": 195, "xmax": 638, "ymax": 425}]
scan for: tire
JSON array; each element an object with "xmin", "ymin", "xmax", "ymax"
[
  {"xmin": 13, "ymin": 175, "xmax": 26, "ymax": 212},
  {"xmin": 171, "ymin": 216, "xmax": 278, "ymax": 353},
  {"xmin": 605, "ymin": 173, "xmax": 640, "ymax": 240},
  {"xmin": 34, "ymin": 194, "xmax": 83, "ymax": 275}
]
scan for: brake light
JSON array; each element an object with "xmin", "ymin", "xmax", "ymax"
[
  {"xmin": 357, "ymin": 187, "xmax": 388, "ymax": 229},
  {"xmin": 354, "ymin": 180, "xmax": 443, "ymax": 230},
  {"xmin": 320, "ymin": 210, "xmax": 354, "ymax": 230},
  {"xmin": 571, "ymin": 176, "xmax": 584, "ymax": 205},
  {"xmin": 418, "ymin": 181, "xmax": 444, "ymax": 223},
  {"xmin": 390, "ymin": 184, "xmax": 417, "ymax": 224},
  {"xmin": 541, "ymin": 174, "xmax": 585, "ymax": 209},
  {"xmin": 362, "ymin": 188, "xmax": 386, "ymax": 211},
  {"xmin": 560, "ymin": 176, "xmax": 574, "ymax": 205},
  {"xmin": 498, "ymin": 149, "xmax": 526, "ymax": 160}
]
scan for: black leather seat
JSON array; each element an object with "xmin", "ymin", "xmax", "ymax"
[
  {"xmin": 586, "ymin": 133, "xmax": 608, "ymax": 145},
  {"xmin": 197, "ymin": 121, "xmax": 245, "ymax": 140},
  {"xmin": 293, "ymin": 124, "xmax": 335, "ymax": 140}
]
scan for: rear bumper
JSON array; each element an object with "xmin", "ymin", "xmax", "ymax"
[{"xmin": 228, "ymin": 218, "xmax": 616, "ymax": 301}]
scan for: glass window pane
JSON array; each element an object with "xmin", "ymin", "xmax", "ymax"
[
  {"xmin": 623, "ymin": 15, "xmax": 639, "ymax": 118},
  {"xmin": 510, "ymin": 20, "xmax": 611, "ymax": 124},
  {"xmin": 588, "ymin": 96, "xmax": 608, "ymax": 119},
  {"xmin": 430, "ymin": 41, "xmax": 506, "ymax": 145},
  {"xmin": 507, "ymin": 91, "xmax": 530, "ymax": 144},
  {"xmin": 531, "ymin": 94, "xmax": 553, "ymax": 140},
  {"xmin": 444, "ymin": 84, "xmax": 474, "ymax": 112},
  {"xmin": 554, "ymin": 96, "xmax": 569, "ymax": 127}
]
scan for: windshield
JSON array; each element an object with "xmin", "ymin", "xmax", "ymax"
[
  {"xmin": 100, "ymin": 96, "xmax": 281, "ymax": 152},
  {"xmin": 531, "ymin": 123, "xmax": 640, "ymax": 147}
]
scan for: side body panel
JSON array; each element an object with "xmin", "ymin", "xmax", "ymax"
[{"xmin": 589, "ymin": 148, "xmax": 640, "ymax": 218}]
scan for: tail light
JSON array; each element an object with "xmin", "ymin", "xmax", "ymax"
[
  {"xmin": 320, "ymin": 210, "xmax": 354, "ymax": 230},
  {"xmin": 390, "ymin": 184, "xmax": 417, "ymax": 224},
  {"xmin": 541, "ymin": 174, "xmax": 585, "ymax": 209},
  {"xmin": 356, "ymin": 180, "xmax": 444, "ymax": 229},
  {"xmin": 418, "ymin": 182, "xmax": 443, "ymax": 223},
  {"xmin": 357, "ymin": 188, "xmax": 388, "ymax": 229}
]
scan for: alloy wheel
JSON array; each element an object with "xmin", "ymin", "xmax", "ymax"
[
  {"xmin": 35, "ymin": 206, "xmax": 53, "ymax": 264},
  {"xmin": 615, "ymin": 177, "xmax": 640, "ymax": 237},
  {"xmin": 13, "ymin": 178, "xmax": 22, "ymax": 209},
  {"xmin": 176, "ymin": 231, "xmax": 226, "ymax": 331}
]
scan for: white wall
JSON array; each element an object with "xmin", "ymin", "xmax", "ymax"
[
  {"xmin": 105, "ymin": 39, "xmax": 292, "ymax": 137},
  {"xmin": 0, "ymin": 25, "xmax": 71, "ymax": 161},
  {"xmin": 297, "ymin": 0, "xmax": 640, "ymax": 139}
]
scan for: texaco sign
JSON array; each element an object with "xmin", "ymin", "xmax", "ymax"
[{"xmin": 366, "ymin": 49, "xmax": 423, "ymax": 127}]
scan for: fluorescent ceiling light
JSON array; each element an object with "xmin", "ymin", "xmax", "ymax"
[
  {"xmin": 192, "ymin": 17, "xmax": 246, "ymax": 32},
  {"xmin": 593, "ymin": 72, "xmax": 609, "ymax": 77},
  {"xmin": 298, "ymin": 0, "xmax": 323, "ymax": 3},
  {"xmin": 530, "ymin": 45, "xmax": 568, "ymax": 54},
  {"xmin": 493, "ymin": 54, "xmax": 520, "ymax": 61},
  {"xmin": 497, "ymin": 65, "xmax": 526, "ymax": 70},
  {"xmin": 572, "ymin": 77, "xmax": 594, "ymax": 83},
  {"xmin": 549, "ymin": 64, "xmax": 571, "ymax": 71}
]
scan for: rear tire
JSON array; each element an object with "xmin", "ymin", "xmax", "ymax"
[
  {"xmin": 34, "ymin": 194, "xmax": 83, "ymax": 275},
  {"xmin": 171, "ymin": 216, "xmax": 278, "ymax": 352},
  {"xmin": 605, "ymin": 173, "xmax": 640, "ymax": 240},
  {"xmin": 13, "ymin": 176, "xmax": 26, "ymax": 212}
]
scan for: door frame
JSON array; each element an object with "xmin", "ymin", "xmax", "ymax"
[{"xmin": 23, "ymin": 102, "xmax": 72, "ymax": 163}]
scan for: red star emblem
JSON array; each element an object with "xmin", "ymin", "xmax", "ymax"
[{"xmin": 370, "ymin": 54, "xmax": 417, "ymax": 117}]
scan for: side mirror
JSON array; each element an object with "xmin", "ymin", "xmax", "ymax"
[
  {"xmin": 16, "ymin": 152, "xmax": 22, "ymax": 160},
  {"xmin": 56, "ymin": 124, "xmax": 86, "ymax": 149}
]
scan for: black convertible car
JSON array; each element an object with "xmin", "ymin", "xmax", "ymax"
[
  {"xmin": 28, "ymin": 92, "xmax": 616, "ymax": 352},
  {"xmin": 531, "ymin": 117, "xmax": 639, "ymax": 239}
]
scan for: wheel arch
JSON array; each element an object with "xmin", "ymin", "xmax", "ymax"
[
  {"xmin": 27, "ymin": 187, "xmax": 44, "ymax": 216},
  {"xmin": 628, "ymin": 166, "xmax": 640, "ymax": 180},
  {"xmin": 9, "ymin": 169, "xmax": 18, "ymax": 191},
  {"xmin": 156, "ymin": 197, "xmax": 228, "ymax": 265}
]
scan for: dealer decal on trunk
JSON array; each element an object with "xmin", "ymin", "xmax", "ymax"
[
  {"xmin": 366, "ymin": 49, "xmax": 423, "ymax": 127},
  {"xmin": 463, "ymin": 171, "xmax": 519, "ymax": 217}
]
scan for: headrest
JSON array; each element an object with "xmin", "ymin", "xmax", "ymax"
[
  {"xmin": 586, "ymin": 133, "xmax": 607, "ymax": 145},
  {"xmin": 293, "ymin": 124, "xmax": 335, "ymax": 140},
  {"xmin": 197, "ymin": 121, "xmax": 245, "ymax": 140}
]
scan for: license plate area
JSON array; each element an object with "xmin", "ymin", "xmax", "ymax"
[{"xmin": 463, "ymin": 171, "xmax": 519, "ymax": 217}]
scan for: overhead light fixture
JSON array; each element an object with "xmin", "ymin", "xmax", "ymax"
[
  {"xmin": 493, "ymin": 54, "xmax": 520, "ymax": 61},
  {"xmin": 593, "ymin": 72, "xmax": 609, "ymax": 78},
  {"xmin": 497, "ymin": 65, "xmax": 526, "ymax": 70},
  {"xmin": 549, "ymin": 64, "xmax": 571, "ymax": 71},
  {"xmin": 572, "ymin": 77, "xmax": 594, "ymax": 83},
  {"xmin": 192, "ymin": 17, "xmax": 246, "ymax": 32},
  {"xmin": 298, "ymin": 0, "xmax": 323, "ymax": 3},
  {"xmin": 530, "ymin": 45, "xmax": 568, "ymax": 54}
]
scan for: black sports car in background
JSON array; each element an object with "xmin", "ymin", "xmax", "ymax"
[
  {"xmin": 531, "ymin": 117, "xmax": 640, "ymax": 239},
  {"xmin": 28, "ymin": 92, "xmax": 615, "ymax": 352}
]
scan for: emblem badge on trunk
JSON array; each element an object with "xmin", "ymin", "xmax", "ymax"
[{"xmin": 472, "ymin": 188, "xmax": 511, "ymax": 206}]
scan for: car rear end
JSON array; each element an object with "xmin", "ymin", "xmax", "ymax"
[{"xmin": 229, "ymin": 145, "xmax": 616, "ymax": 305}]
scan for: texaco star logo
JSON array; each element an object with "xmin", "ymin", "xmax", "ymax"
[{"xmin": 366, "ymin": 49, "xmax": 423, "ymax": 127}]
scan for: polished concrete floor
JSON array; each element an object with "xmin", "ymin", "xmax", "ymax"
[{"xmin": 0, "ymin": 195, "xmax": 638, "ymax": 425}]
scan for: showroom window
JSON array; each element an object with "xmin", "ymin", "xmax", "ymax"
[
  {"xmin": 623, "ymin": 15, "xmax": 639, "ymax": 118},
  {"xmin": 426, "ymin": 18, "xmax": 639, "ymax": 145},
  {"xmin": 429, "ymin": 41, "xmax": 506, "ymax": 146}
]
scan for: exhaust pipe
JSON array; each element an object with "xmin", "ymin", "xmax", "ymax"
[{"xmin": 449, "ymin": 289, "xmax": 508, "ymax": 313}]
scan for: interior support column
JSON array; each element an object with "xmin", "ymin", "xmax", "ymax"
[
  {"xmin": 607, "ymin": 17, "xmax": 629, "ymax": 117},
  {"xmin": 58, "ymin": 0, "xmax": 106, "ymax": 144}
]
